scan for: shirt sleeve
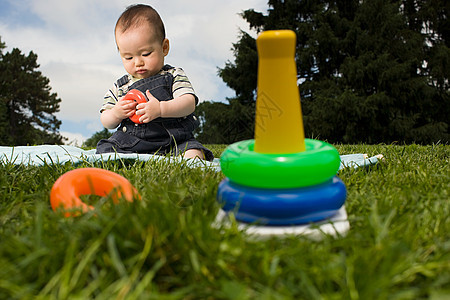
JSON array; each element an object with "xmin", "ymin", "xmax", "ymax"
[
  {"xmin": 100, "ymin": 83, "xmax": 120, "ymax": 113},
  {"xmin": 171, "ymin": 68, "xmax": 199, "ymax": 104},
  {"xmin": 100, "ymin": 75, "xmax": 132, "ymax": 113}
]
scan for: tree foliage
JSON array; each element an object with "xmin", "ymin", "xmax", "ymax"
[
  {"xmin": 218, "ymin": 31, "xmax": 258, "ymax": 105},
  {"xmin": 194, "ymin": 99, "xmax": 254, "ymax": 144},
  {"xmin": 0, "ymin": 37, "xmax": 64, "ymax": 145},
  {"xmin": 210, "ymin": 0, "xmax": 449, "ymax": 144},
  {"xmin": 83, "ymin": 128, "xmax": 112, "ymax": 149}
]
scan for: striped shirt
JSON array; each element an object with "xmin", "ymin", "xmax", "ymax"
[{"xmin": 100, "ymin": 66, "xmax": 197, "ymax": 112}]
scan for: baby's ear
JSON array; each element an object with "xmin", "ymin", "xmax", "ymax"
[{"xmin": 163, "ymin": 39, "xmax": 170, "ymax": 56}]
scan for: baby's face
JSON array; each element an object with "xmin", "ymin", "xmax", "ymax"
[{"xmin": 116, "ymin": 23, "xmax": 169, "ymax": 79}]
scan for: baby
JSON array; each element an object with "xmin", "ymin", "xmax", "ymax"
[{"xmin": 96, "ymin": 4, "xmax": 213, "ymax": 161}]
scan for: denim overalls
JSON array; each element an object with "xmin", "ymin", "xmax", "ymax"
[{"xmin": 96, "ymin": 67, "xmax": 202, "ymax": 155}]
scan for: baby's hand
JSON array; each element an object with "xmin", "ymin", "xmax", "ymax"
[
  {"xmin": 135, "ymin": 90, "xmax": 161, "ymax": 123},
  {"xmin": 113, "ymin": 99, "xmax": 138, "ymax": 120}
]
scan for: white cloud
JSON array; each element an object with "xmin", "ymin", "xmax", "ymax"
[
  {"xmin": 41, "ymin": 62, "xmax": 123, "ymax": 122},
  {"xmin": 0, "ymin": 0, "xmax": 268, "ymax": 140},
  {"xmin": 60, "ymin": 131, "xmax": 87, "ymax": 147}
]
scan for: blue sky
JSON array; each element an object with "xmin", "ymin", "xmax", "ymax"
[{"xmin": 0, "ymin": 0, "xmax": 267, "ymax": 145}]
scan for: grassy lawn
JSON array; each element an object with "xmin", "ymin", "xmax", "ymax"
[{"xmin": 0, "ymin": 143, "xmax": 448, "ymax": 299}]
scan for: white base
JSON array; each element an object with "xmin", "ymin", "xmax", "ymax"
[{"xmin": 214, "ymin": 206, "xmax": 350, "ymax": 240}]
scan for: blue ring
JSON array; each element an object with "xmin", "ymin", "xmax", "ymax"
[{"xmin": 217, "ymin": 176, "xmax": 346, "ymax": 225}]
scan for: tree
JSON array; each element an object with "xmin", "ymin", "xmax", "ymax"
[
  {"xmin": 217, "ymin": 0, "xmax": 449, "ymax": 144},
  {"xmin": 83, "ymin": 128, "xmax": 112, "ymax": 148},
  {"xmin": 218, "ymin": 31, "xmax": 259, "ymax": 105},
  {"xmin": 194, "ymin": 99, "xmax": 255, "ymax": 144},
  {"xmin": 0, "ymin": 37, "xmax": 64, "ymax": 145},
  {"xmin": 188, "ymin": 30, "xmax": 259, "ymax": 145}
]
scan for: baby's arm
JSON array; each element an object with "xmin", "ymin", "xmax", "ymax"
[
  {"xmin": 135, "ymin": 91, "xmax": 195, "ymax": 124},
  {"xmin": 100, "ymin": 100, "xmax": 138, "ymax": 129}
]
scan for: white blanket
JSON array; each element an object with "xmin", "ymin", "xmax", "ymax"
[{"xmin": 0, "ymin": 145, "xmax": 381, "ymax": 171}]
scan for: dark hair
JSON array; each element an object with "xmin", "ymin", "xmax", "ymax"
[{"xmin": 115, "ymin": 4, "xmax": 166, "ymax": 42}]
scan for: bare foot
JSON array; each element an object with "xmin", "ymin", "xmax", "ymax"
[
  {"xmin": 183, "ymin": 149, "xmax": 205, "ymax": 160},
  {"xmin": 363, "ymin": 154, "xmax": 385, "ymax": 161},
  {"xmin": 375, "ymin": 154, "xmax": 385, "ymax": 161}
]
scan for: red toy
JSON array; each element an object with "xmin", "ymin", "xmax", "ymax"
[{"xmin": 122, "ymin": 89, "xmax": 147, "ymax": 124}]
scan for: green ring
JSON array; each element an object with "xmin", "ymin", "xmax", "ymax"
[{"xmin": 220, "ymin": 139, "xmax": 340, "ymax": 189}]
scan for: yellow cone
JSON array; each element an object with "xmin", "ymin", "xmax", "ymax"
[{"xmin": 254, "ymin": 30, "xmax": 306, "ymax": 154}]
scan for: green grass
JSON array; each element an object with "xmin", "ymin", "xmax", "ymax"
[{"xmin": 0, "ymin": 143, "xmax": 449, "ymax": 299}]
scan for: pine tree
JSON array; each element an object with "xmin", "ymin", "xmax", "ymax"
[
  {"xmin": 220, "ymin": 0, "xmax": 448, "ymax": 144},
  {"xmin": 194, "ymin": 99, "xmax": 255, "ymax": 144},
  {"xmin": 0, "ymin": 38, "xmax": 64, "ymax": 145},
  {"xmin": 206, "ymin": 31, "xmax": 257, "ymax": 143},
  {"xmin": 83, "ymin": 128, "xmax": 112, "ymax": 148},
  {"xmin": 218, "ymin": 31, "xmax": 258, "ymax": 105}
]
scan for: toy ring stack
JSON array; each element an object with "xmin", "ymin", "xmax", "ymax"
[
  {"xmin": 122, "ymin": 89, "xmax": 147, "ymax": 124},
  {"xmin": 50, "ymin": 168, "xmax": 140, "ymax": 217},
  {"xmin": 218, "ymin": 138, "xmax": 344, "ymax": 225},
  {"xmin": 216, "ymin": 30, "xmax": 347, "ymax": 226}
]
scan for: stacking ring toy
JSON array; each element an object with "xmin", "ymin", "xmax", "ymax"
[
  {"xmin": 215, "ymin": 30, "xmax": 348, "ymax": 234},
  {"xmin": 220, "ymin": 139, "xmax": 340, "ymax": 189},
  {"xmin": 122, "ymin": 89, "xmax": 147, "ymax": 124},
  {"xmin": 217, "ymin": 176, "xmax": 346, "ymax": 225},
  {"xmin": 50, "ymin": 168, "xmax": 140, "ymax": 217}
]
